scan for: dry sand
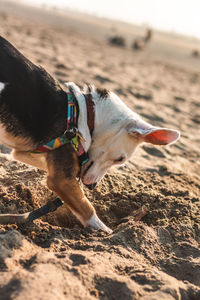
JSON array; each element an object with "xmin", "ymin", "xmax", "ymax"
[{"xmin": 0, "ymin": 1, "xmax": 200, "ymax": 299}]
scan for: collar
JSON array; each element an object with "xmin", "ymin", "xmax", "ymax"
[
  {"xmin": 84, "ymin": 93, "xmax": 95, "ymax": 136},
  {"xmin": 29, "ymin": 92, "xmax": 94, "ymax": 167}
]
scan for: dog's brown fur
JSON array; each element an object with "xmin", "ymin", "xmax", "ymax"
[{"xmin": 46, "ymin": 144, "xmax": 95, "ymax": 226}]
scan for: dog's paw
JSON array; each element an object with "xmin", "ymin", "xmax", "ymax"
[{"xmin": 87, "ymin": 213, "xmax": 113, "ymax": 234}]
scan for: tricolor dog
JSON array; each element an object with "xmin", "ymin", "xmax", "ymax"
[{"xmin": 0, "ymin": 36, "xmax": 180, "ymax": 233}]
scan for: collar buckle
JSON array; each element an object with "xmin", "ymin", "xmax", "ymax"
[
  {"xmin": 64, "ymin": 127, "xmax": 78, "ymax": 137},
  {"xmin": 64, "ymin": 127, "xmax": 85, "ymax": 143}
]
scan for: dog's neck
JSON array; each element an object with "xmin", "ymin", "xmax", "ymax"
[{"xmin": 66, "ymin": 82, "xmax": 135, "ymax": 153}]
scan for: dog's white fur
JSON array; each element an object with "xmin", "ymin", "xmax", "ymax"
[
  {"xmin": 66, "ymin": 83, "xmax": 179, "ymax": 187},
  {"xmin": 87, "ymin": 213, "xmax": 112, "ymax": 233},
  {"xmin": 0, "ymin": 82, "xmax": 5, "ymax": 94}
]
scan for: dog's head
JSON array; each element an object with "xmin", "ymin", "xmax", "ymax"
[{"xmin": 66, "ymin": 83, "xmax": 180, "ymax": 189}]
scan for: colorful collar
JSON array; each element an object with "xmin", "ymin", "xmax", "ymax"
[{"xmin": 30, "ymin": 93, "xmax": 89, "ymax": 166}]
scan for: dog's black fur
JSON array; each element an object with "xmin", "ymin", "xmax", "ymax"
[{"xmin": 0, "ymin": 36, "xmax": 69, "ymax": 145}]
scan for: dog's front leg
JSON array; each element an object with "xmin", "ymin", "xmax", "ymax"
[
  {"xmin": 46, "ymin": 148, "xmax": 112, "ymax": 234},
  {"xmin": 47, "ymin": 176, "xmax": 112, "ymax": 234}
]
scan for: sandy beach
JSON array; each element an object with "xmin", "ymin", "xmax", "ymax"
[{"xmin": 0, "ymin": 1, "xmax": 200, "ymax": 299}]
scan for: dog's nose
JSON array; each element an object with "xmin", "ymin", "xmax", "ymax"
[{"xmin": 86, "ymin": 183, "xmax": 97, "ymax": 190}]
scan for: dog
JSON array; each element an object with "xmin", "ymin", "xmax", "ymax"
[{"xmin": 0, "ymin": 36, "xmax": 180, "ymax": 234}]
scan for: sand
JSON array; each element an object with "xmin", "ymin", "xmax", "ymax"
[{"xmin": 0, "ymin": 1, "xmax": 200, "ymax": 299}]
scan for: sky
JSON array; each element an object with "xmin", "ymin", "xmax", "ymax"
[{"xmin": 19, "ymin": 0, "xmax": 200, "ymax": 39}]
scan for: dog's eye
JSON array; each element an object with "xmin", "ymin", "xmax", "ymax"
[{"xmin": 114, "ymin": 156, "xmax": 124, "ymax": 163}]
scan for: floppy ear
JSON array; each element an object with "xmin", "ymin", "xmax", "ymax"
[{"xmin": 127, "ymin": 125, "xmax": 180, "ymax": 145}]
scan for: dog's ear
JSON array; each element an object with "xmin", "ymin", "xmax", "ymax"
[{"xmin": 126, "ymin": 123, "xmax": 180, "ymax": 145}]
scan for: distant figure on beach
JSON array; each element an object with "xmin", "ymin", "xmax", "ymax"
[
  {"xmin": 132, "ymin": 28, "xmax": 153, "ymax": 50},
  {"xmin": 144, "ymin": 29, "xmax": 152, "ymax": 43},
  {"xmin": 107, "ymin": 26, "xmax": 126, "ymax": 48},
  {"xmin": 191, "ymin": 49, "xmax": 199, "ymax": 58},
  {"xmin": 107, "ymin": 35, "xmax": 126, "ymax": 48}
]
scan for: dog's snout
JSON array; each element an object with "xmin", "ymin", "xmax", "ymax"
[{"xmin": 86, "ymin": 183, "xmax": 97, "ymax": 190}]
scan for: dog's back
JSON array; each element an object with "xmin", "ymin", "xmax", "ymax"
[
  {"xmin": 0, "ymin": 36, "xmax": 67, "ymax": 143},
  {"xmin": 0, "ymin": 35, "xmax": 35, "ymax": 83}
]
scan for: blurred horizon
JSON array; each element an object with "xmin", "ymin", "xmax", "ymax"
[{"xmin": 14, "ymin": 0, "xmax": 200, "ymax": 39}]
